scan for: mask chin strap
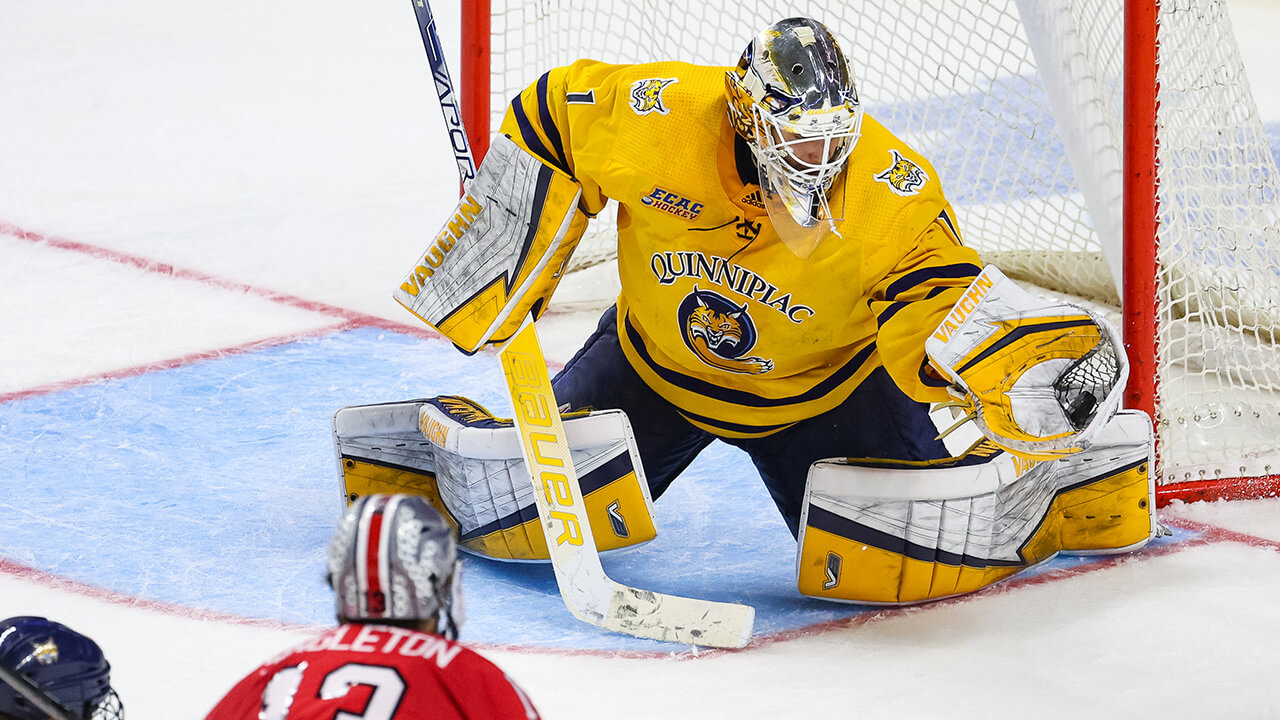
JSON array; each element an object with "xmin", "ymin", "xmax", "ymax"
[
  {"xmin": 791, "ymin": 181, "xmax": 843, "ymax": 240},
  {"xmin": 812, "ymin": 189, "xmax": 842, "ymax": 239}
]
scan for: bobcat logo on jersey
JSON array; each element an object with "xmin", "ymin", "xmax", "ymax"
[
  {"xmin": 677, "ymin": 286, "xmax": 774, "ymax": 375},
  {"xmin": 630, "ymin": 78, "xmax": 678, "ymax": 116},
  {"xmin": 875, "ymin": 149, "xmax": 929, "ymax": 196}
]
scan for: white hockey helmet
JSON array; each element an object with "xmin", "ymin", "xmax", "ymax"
[
  {"xmin": 726, "ymin": 17, "xmax": 863, "ymax": 256},
  {"xmin": 328, "ymin": 493, "xmax": 464, "ymax": 639}
]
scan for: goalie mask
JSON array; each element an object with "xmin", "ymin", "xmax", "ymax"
[
  {"xmin": 0, "ymin": 616, "xmax": 124, "ymax": 720},
  {"xmin": 328, "ymin": 494, "xmax": 465, "ymax": 640},
  {"xmin": 726, "ymin": 17, "xmax": 863, "ymax": 257}
]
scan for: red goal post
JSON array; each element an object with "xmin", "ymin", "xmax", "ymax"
[{"xmin": 459, "ymin": 0, "xmax": 1280, "ymax": 505}]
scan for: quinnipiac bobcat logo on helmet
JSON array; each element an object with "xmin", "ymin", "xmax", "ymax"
[{"xmin": 329, "ymin": 494, "xmax": 464, "ymax": 640}]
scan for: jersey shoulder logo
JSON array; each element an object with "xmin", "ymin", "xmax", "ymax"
[
  {"xmin": 641, "ymin": 187, "xmax": 704, "ymax": 220},
  {"xmin": 630, "ymin": 77, "xmax": 678, "ymax": 116},
  {"xmin": 678, "ymin": 286, "xmax": 773, "ymax": 375},
  {"xmin": 875, "ymin": 149, "xmax": 929, "ymax": 196}
]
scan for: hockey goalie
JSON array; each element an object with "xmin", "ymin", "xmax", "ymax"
[{"xmin": 338, "ymin": 15, "xmax": 1157, "ymax": 608}]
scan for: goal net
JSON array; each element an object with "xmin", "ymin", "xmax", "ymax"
[{"xmin": 462, "ymin": 0, "xmax": 1280, "ymax": 504}]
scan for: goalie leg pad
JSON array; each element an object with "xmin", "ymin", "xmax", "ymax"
[
  {"xmin": 333, "ymin": 395, "xmax": 656, "ymax": 561},
  {"xmin": 1054, "ymin": 410, "xmax": 1156, "ymax": 555},
  {"xmin": 795, "ymin": 410, "xmax": 1154, "ymax": 605},
  {"xmin": 393, "ymin": 133, "xmax": 591, "ymax": 353}
]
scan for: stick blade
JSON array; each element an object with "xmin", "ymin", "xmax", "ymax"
[{"xmin": 602, "ymin": 585, "xmax": 755, "ymax": 649}]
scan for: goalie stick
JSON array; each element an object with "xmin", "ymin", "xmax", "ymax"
[
  {"xmin": 409, "ymin": 0, "xmax": 476, "ymax": 188},
  {"xmin": 406, "ymin": 0, "xmax": 754, "ymax": 647}
]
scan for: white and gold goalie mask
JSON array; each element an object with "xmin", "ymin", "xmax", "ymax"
[{"xmin": 725, "ymin": 17, "xmax": 863, "ymax": 257}]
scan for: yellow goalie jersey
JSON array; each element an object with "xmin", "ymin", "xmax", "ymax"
[{"xmin": 500, "ymin": 60, "xmax": 983, "ymax": 438}]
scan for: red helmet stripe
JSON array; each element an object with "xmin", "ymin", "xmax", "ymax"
[{"xmin": 359, "ymin": 495, "xmax": 391, "ymax": 616}]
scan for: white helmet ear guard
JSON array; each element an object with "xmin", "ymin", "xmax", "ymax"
[{"xmin": 726, "ymin": 17, "xmax": 863, "ymax": 256}]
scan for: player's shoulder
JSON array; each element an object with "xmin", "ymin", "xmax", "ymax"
[
  {"xmin": 556, "ymin": 58, "xmax": 727, "ymax": 112},
  {"xmin": 561, "ymin": 58, "xmax": 724, "ymax": 84},
  {"xmin": 845, "ymin": 112, "xmax": 944, "ymax": 203}
]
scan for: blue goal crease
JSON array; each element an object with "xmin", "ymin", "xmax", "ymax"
[{"xmin": 0, "ymin": 321, "xmax": 1211, "ymax": 652}]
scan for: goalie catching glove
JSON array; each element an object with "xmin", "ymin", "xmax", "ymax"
[
  {"xmin": 393, "ymin": 134, "xmax": 591, "ymax": 353},
  {"xmin": 925, "ymin": 265, "xmax": 1128, "ymax": 459}
]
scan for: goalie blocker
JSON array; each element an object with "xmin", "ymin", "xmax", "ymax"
[
  {"xmin": 393, "ymin": 134, "xmax": 591, "ymax": 354},
  {"xmin": 332, "ymin": 395, "xmax": 657, "ymax": 561}
]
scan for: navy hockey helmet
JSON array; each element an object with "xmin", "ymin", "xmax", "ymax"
[
  {"xmin": 328, "ymin": 494, "xmax": 464, "ymax": 640},
  {"xmin": 0, "ymin": 616, "xmax": 124, "ymax": 720}
]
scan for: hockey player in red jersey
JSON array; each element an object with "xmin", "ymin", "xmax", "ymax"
[{"xmin": 204, "ymin": 494, "xmax": 540, "ymax": 720}]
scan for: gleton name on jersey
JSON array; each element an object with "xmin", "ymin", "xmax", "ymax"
[
  {"xmin": 291, "ymin": 625, "xmax": 463, "ymax": 669},
  {"xmin": 651, "ymin": 250, "xmax": 814, "ymax": 323},
  {"xmin": 641, "ymin": 187, "xmax": 704, "ymax": 219}
]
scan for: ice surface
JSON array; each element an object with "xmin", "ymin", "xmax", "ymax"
[{"xmin": 3, "ymin": 2, "xmax": 1280, "ymax": 718}]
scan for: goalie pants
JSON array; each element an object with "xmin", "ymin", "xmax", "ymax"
[{"xmin": 552, "ymin": 307, "xmax": 949, "ymax": 537}]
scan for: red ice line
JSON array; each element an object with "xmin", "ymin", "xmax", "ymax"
[
  {"xmin": 0, "ymin": 321, "xmax": 354, "ymax": 405},
  {"xmin": 4, "ymin": 222, "xmax": 1280, "ymax": 658},
  {"xmin": 0, "ymin": 222, "xmax": 448, "ymax": 403},
  {"xmin": 0, "ymin": 556, "xmax": 324, "ymax": 636},
  {"xmin": 4, "ymin": 516, "xmax": 1273, "ymax": 660}
]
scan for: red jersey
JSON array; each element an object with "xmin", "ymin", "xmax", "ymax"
[{"xmin": 204, "ymin": 624, "xmax": 540, "ymax": 720}]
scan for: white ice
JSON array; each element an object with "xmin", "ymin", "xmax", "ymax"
[{"xmin": 3, "ymin": 1, "xmax": 1280, "ymax": 718}]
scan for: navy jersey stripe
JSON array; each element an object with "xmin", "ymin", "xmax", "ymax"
[
  {"xmin": 875, "ymin": 285, "xmax": 952, "ymax": 327},
  {"xmin": 876, "ymin": 301, "xmax": 907, "ymax": 327},
  {"xmin": 509, "ymin": 96, "xmax": 569, "ymax": 175},
  {"xmin": 535, "ymin": 72, "xmax": 570, "ymax": 172},
  {"xmin": 623, "ymin": 310, "xmax": 877, "ymax": 408},
  {"xmin": 674, "ymin": 406, "xmax": 795, "ymax": 435},
  {"xmin": 884, "ymin": 262, "xmax": 981, "ymax": 301},
  {"xmin": 938, "ymin": 209, "xmax": 963, "ymax": 244}
]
